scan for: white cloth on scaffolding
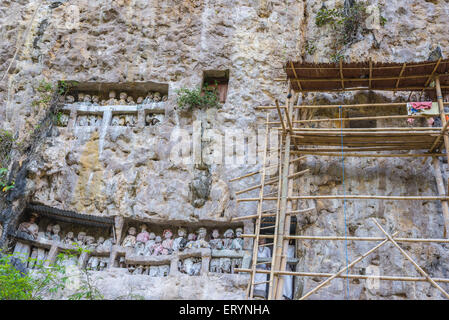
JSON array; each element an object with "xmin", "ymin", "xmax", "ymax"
[
  {"xmin": 282, "ymin": 244, "xmax": 296, "ymax": 299},
  {"xmin": 254, "ymin": 246, "xmax": 271, "ymax": 293}
]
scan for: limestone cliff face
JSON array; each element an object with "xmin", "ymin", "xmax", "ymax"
[{"xmin": 1, "ymin": 0, "xmax": 449, "ymax": 299}]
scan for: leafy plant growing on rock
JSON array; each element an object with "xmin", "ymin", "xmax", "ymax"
[
  {"xmin": 0, "ymin": 168, "xmax": 14, "ymax": 192},
  {"xmin": 0, "ymin": 244, "xmax": 104, "ymax": 300},
  {"xmin": 32, "ymin": 80, "xmax": 54, "ymax": 109},
  {"xmin": 176, "ymin": 84, "xmax": 221, "ymax": 111}
]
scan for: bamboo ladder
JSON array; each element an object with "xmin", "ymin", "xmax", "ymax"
[{"xmin": 245, "ymin": 113, "xmax": 273, "ymax": 299}]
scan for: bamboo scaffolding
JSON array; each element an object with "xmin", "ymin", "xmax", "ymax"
[
  {"xmin": 247, "ymin": 114, "xmax": 271, "ymax": 299},
  {"xmin": 241, "ymin": 234, "xmax": 449, "ymax": 243},
  {"xmin": 372, "ymin": 218, "xmax": 449, "ymax": 299},
  {"xmin": 295, "ymin": 152, "xmax": 444, "ymax": 158},
  {"xmin": 234, "ymin": 268, "xmax": 449, "ymax": 284},
  {"xmin": 299, "ymin": 232, "xmax": 399, "ymax": 300},
  {"xmin": 244, "ymin": 62, "xmax": 449, "ymax": 300},
  {"xmin": 237, "ymin": 195, "xmax": 449, "ymax": 202}
]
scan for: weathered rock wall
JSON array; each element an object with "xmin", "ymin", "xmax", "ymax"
[{"xmin": 1, "ymin": 0, "xmax": 449, "ymax": 299}]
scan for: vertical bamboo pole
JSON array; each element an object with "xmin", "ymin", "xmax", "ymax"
[
  {"xmin": 247, "ymin": 113, "xmax": 270, "ymax": 299},
  {"xmin": 272, "ymin": 88, "xmax": 293, "ymax": 299},
  {"xmin": 275, "ymin": 95, "xmax": 299, "ymax": 300},
  {"xmin": 435, "ymin": 77, "xmax": 449, "ymax": 162},
  {"xmin": 267, "ymin": 130, "xmax": 284, "ymax": 299},
  {"xmin": 434, "ymin": 77, "xmax": 449, "ymax": 238}
]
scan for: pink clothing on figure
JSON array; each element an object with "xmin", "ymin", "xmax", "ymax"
[{"xmin": 136, "ymin": 231, "xmax": 150, "ymax": 243}]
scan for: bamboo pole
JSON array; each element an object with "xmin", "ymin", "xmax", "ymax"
[
  {"xmin": 235, "ymin": 268, "xmax": 449, "ymax": 284},
  {"xmin": 270, "ymin": 92, "xmax": 293, "ymax": 300},
  {"xmin": 431, "ymin": 157, "xmax": 449, "ymax": 238},
  {"xmin": 296, "ymin": 152, "xmax": 444, "ymax": 158},
  {"xmin": 372, "ymin": 218, "xmax": 449, "ymax": 299},
  {"xmin": 275, "ymin": 99, "xmax": 286, "ymax": 134},
  {"xmin": 299, "ymin": 232, "xmax": 398, "ymax": 300},
  {"xmin": 229, "ymin": 156, "xmax": 307, "ymax": 182},
  {"xmin": 428, "ymin": 120, "xmax": 449, "ymax": 153},
  {"xmin": 257, "ymin": 102, "xmax": 448, "ymax": 110},
  {"xmin": 231, "ymin": 207, "xmax": 315, "ymax": 221},
  {"xmin": 435, "ymin": 77, "xmax": 449, "ymax": 163},
  {"xmin": 241, "ymin": 234, "xmax": 449, "ymax": 243},
  {"xmin": 237, "ymin": 195, "xmax": 449, "ymax": 202}
]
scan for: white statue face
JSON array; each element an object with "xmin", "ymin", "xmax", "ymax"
[
  {"xmin": 188, "ymin": 233, "xmax": 196, "ymax": 241},
  {"xmin": 98, "ymin": 237, "xmax": 104, "ymax": 244},
  {"xmin": 212, "ymin": 230, "xmax": 219, "ymax": 238},
  {"xmin": 149, "ymin": 232, "xmax": 156, "ymax": 239},
  {"xmin": 164, "ymin": 230, "xmax": 173, "ymax": 239},
  {"xmin": 178, "ymin": 229, "xmax": 186, "ymax": 237},
  {"xmin": 52, "ymin": 225, "xmax": 61, "ymax": 233},
  {"xmin": 109, "ymin": 91, "xmax": 116, "ymax": 99},
  {"xmin": 78, "ymin": 232, "xmax": 86, "ymax": 241},
  {"xmin": 155, "ymin": 236, "xmax": 162, "ymax": 243},
  {"xmin": 119, "ymin": 92, "xmax": 127, "ymax": 100},
  {"xmin": 128, "ymin": 227, "xmax": 136, "ymax": 236},
  {"xmin": 235, "ymin": 229, "xmax": 242, "ymax": 237},
  {"xmin": 66, "ymin": 232, "xmax": 73, "ymax": 239}
]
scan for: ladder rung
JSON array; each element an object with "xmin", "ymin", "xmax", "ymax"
[
  {"xmin": 260, "ymin": 225, "xmax": 275, "ymax": 230},
  {"xmin": 258, "ymin": 242, "xmax": 273, "ymax": 247},
  {"xmin": 255, "ymin": 261, "xmax": 272, "ymax": 265},
  {"xmin": 253, "ymin": 280, "xmax": 271, "ymax": 285}
]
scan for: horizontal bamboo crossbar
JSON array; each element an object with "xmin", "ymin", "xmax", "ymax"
[
  {"xmin": 237, "ymin": 195, "xmax": 449, "ymax": 202},
  {"xmin": 257, "ymin": 102, "xmax": 449, "ymax": 110},
  {"xmin": 235, "ymin": 268, "xmax": 449, "ymax": 283},
  {"xmin": 297, "ymin": 152, "xmax": 444, "ymax": 158},
  {"xmin": 241, "ymin": 234, "xmax": 449, "ymax": 243},
  {"xmin": 231, "ymin": 207, "xmax": 315, "ymax": 221}
]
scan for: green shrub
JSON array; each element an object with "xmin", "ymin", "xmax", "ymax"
[{"xmin": 176, "ymin": 85, "xmax": 221, "ymax": 111}]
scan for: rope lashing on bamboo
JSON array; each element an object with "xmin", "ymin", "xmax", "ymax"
[{"xmin": 340, "ymin": 106, "xmax": 350, "ymax": 299}]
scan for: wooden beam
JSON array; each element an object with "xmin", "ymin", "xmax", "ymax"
[
  {"xmin": 290, "ymin": 61, "xmax": 302, "ymax": 91},
  {"xmin": 275, "ymin": 99, "xmax": 286, "ymax": 133},
  {"xmin": 339, "ymin": 59, "xmax": 345, "ymax": 89},
  {"xmin": 369, "ymin": 58, "xmax": 372, "ymax": 89},
  {"xmin": 395, "ymin": 63, "xmax": 406, "ymax": 88}
]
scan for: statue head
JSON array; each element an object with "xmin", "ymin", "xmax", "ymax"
[
  {"xmin": 46, "ymin": 224, "xmax": 53, "ymax": 232},
  {"xmin": 52, "ymin": 224, "xmax": 61, "ymax": 234},
  {"xmin": 162, "ymin": 95, "xmax": 168, "ymax": 102},
  {"xmin": 149, "ymin": 232, "xmax": 156, "ymax": 240},
  {"xmin": 235, "ymin": 228, "xmax": 243, "ymax": 237},
  {"xmin": 77, "ymin": 231, "xmax": 86, "ymax": 241},
  {"xmin": 119, "ymin": 92, "xmax": 127, "ymax": 100},
  {"xmin": 153, "ymin": 92, "xmax": 161, "ymax": 101},
  {"xmin": 29, "ymin": 213, "xmax": 38, "ymax": 223},
  {"xmin": 163, "ymin": 229, "xmax": 173, "ymax": 239},
  {"xmin": 155, "ymin": 236, "xmax": 162, "ymax": 244},
  {"xmin": 126, "ymin": 96, "xmax": 134, "ymax": 104},
  {"xmin": 224, "ymin": 228, "xmax": 234, "ymax": 239},
  {"xmin": 137, "ymin": 97, "xmax": 143, "ymax": 104},
  {"xmin": 85, "ymin": 236, "xmax": 95, "ymax": 245},
  {"xmin": 92, "ymin": 95, "xmax": 100, "ymax": 104},
  {"xmin": 66, "ymin": 231, "xmax": 74, "ymax": 239},
  {"xmin": 196, "ymin": 227, "xmax": 207, "ymax": 239},
  {"xmin": 128, "ymin": 227, "xmax": 136, "ymax": 236},
  {"xmin": 78, "ymin": 93, "xmax": 85, "ymax": 101},
  {"xmin": 211, "ymin": 229, "xmax": 220, "ymax": 239},
  {"xmin": 97, "ymin": 237, "xmax": 105, "ymax": 244},
  {"xmin": 139, "ymin": 224, "xmax": 148, "ymax": 232},
  {"xmin": 187, "ymin": 233, "xmax": 196, "ymax": 241},
  {"xmin": 83, "ymin": 94, "xmax": 92, "ymax": 103},
  {"xmin": 177, "ymin": 228, "xmax": 186, "ymax": 237},
  {"xmin": 109, "ymin": 91, "xmax": 117, "ymax": 99},
  {"xmin": 66, "ymin": 95, "xmax": 75, "ymax": 103}
]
